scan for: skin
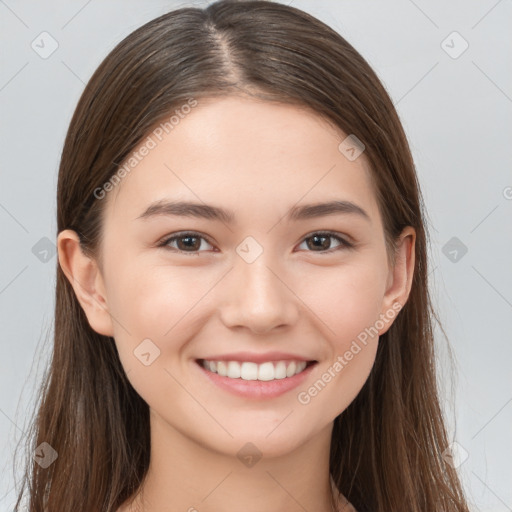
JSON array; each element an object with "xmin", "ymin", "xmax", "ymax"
[{"xmin": 58, "ymin": 95, "xmax": 415, "ymax": 512}]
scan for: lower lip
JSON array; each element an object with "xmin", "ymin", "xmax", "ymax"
[{"xmin": 195, "ymin": 360, "xmax": 317, "ymax": 399}]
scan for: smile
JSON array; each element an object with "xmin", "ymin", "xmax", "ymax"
[
  {"xmin": 199, "ymin": 359, "xmax": 315, "ymax": 381},
  {"xmin": 195, "ymin": 358, "xmax": 318, "ymax": 399}
]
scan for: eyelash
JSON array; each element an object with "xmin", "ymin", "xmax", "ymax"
[{"xmin": 158, "ymin": 231, "xmax": 354, "ymax": 256}]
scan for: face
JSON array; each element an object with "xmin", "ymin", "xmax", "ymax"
[{"xmin": 70, "ymin": 96, "xmax": 410, "ymax": 458}]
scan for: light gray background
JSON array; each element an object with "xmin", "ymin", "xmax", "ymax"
[{"xmin": 1, "ymin": 1, "xmax": 511, "ymax": 510}]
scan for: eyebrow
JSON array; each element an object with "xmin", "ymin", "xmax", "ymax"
[{"xmin": 135, "ymin": 199, "xmax": 370, "ymax": 224}]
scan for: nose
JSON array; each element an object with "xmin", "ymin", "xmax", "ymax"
[{"xmin": 219, "ymin": 254, "xmax": 299, "ymax": 335}]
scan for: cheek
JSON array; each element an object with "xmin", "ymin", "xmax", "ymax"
[
  {"xmin": 105, "ymin": 261, "xmax": 189, "ymax": 363},
  {"xmin": 300, "ymin": 257, "xmax": 387, "ymax": 346},
  {"xmin": 293, "ymin": 264, "xmax": 384, "ymax": 417},
  {"xmin": 106, "ymin": 265, "xmax": 199, "ymax": 406},
  {"xmin": 106, "ymin": 259, "xmax": 227, "ymax": 390},
  {"xmin": 109, "ymin": 258, "xmax": 205, "ymax": 331}
]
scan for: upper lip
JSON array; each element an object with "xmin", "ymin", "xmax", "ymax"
[{"xmin": 197, "ymin": 351, "xmax": 317, "ymax": 364}]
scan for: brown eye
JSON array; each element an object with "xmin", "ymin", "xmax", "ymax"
[
  {"xmin": 160, "ymin": 232, "xmax": 214, "ymax": 255},
  {"xmin": 298, "ymin": 232, "xmax": 353, "ymax": 253},
  {"xmin": 175, "ymin": 235, "xmax": 201, "ymax": 251},
  {"xmin": 159, "ymin": 230, "xmax": 353, "ymax": 256}
]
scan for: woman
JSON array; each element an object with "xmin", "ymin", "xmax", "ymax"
[{"xmin": 13, "ymin": 1, "xmax": 471, "ymax": 511}]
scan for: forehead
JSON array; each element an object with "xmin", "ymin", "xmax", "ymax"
[{"xmin": 106, "ymin": 95, "xmax": 379, "ymax": 224}]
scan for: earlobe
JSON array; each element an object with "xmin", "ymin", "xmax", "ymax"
[
  {"xmin": 57, "ymin": 229, "xmax": 114, "ymax": 337},
  {"xmin": 379, "ymin": 227, "xmax": 416, "ymax": 335}
]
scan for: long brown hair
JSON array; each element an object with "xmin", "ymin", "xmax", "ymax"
[{"xmin": 13, "ymin": 1, "xmax": 470, "ymax": 510}]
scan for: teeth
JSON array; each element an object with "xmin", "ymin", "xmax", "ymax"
[{"xmin": 202, "ymin": 359, "xmax": 309, "ymax": 381}]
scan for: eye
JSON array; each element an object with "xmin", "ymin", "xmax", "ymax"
[
  {"xmin": 297, "ymin": 231, "xmax": 354, "ymax": 253},
  {"xmin": 159, "ymin": 232, "xmax": 215, "ymax": 255},
  {"xmin": 159, "ymin": 230, "xmax": 353, "ymax": 256}
]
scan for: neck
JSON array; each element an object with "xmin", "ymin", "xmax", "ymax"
[{"xmin": 120, "ymin": 410, "xmax": 337, "ymax": 512}]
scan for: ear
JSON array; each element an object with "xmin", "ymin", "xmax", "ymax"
[
  {"xmin": 378, "ymin": 226, "xmax": 416, "ymax": 335},
  {"xmin": 57, "ymin": 229, "xmax": 114, "ymax": 337}
]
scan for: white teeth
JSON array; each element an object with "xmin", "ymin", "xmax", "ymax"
[
  {"xmin": 217, "ymin": 361, "xmax": 227, "ymax": 377},
  {"xmin": 286, "ymin": 361, "xmax": 296, "ymax": 377},
  {"xmin": 258, "ymin": 362, "xmax": 274, "ymax": 381},
  {"xmin": 241, "ymin": 362, "xmax": 258, "ymax": 380},
  {"xmin": 201, "ymin": 359, "xmax": 309, "ymax": 381},
  {"xmin": 227, "ymin": 361, "xmax": 241, "ymax": 378},
  {"xmin": 275, "ymin": 361, "xmax": 287, "ymax": 379}
]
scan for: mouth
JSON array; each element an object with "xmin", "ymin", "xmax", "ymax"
[
  {"xmin": 195, "ymin": 358, "xmax": 318, "ymax": 381},
  {"xmin": 194, "ymin": 358, "xmax": 318, "ymax": 399}
]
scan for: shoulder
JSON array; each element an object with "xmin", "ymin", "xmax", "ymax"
[
  {"xmin": 341, "ymin": 501, "xmax": 358, "ymax": 512},
  {"xmin": 331, "ymin": 475, "xmax": 358, "ymax": 512},
  {"xmin": 338, "ymin": 496, "xmax": 358, "ymax": 512}
]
